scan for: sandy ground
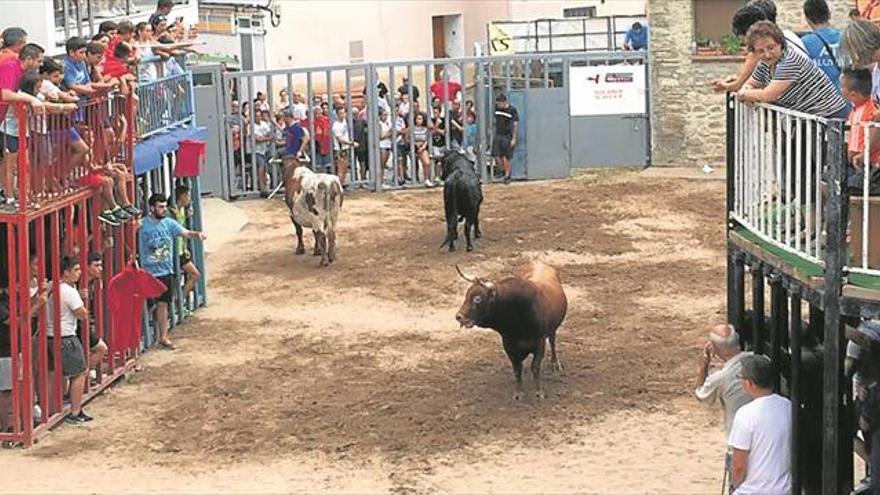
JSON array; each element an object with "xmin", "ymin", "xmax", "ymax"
[{"xmin": 2, "ymin": 169, "xmax": 732, "ymax": 494}]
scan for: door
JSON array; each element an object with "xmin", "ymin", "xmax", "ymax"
[
  {"xmin": 432, "ymin": 16, "xmax": 446, "ymax": 80},
  {"xmin": 192, "ymin": 65, "xmax": 229, "ymax": 198},
  {"xmin": 567, "ymin": 61, "xmax": 650, "ymax": 167},
  {"xmin": 524, "ymin": 88, "xmax": 570, "ymax": 179}
]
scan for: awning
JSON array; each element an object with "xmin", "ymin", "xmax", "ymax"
[{"xmin": 134, "ymin": 126, "xmax": 208, "ymax": 175}]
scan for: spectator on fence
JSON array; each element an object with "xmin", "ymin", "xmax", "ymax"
[
  {"xmin": 171, "ymin": 184, "xmax": 201, "ymax": 314},
  {"xmin": 430, "ymin": 70, "xmax": 461, "ymax": 104},
  {"xmin": 134, "ymin": 22, "xmax": 158, "ymax": 83},
  {"xmin": 463, "ymin": 110, "xmax": 478, "ymax": 161},
  {"xmin": 303, "ymin": 105, "xmax": 331, "ymax": 173},
  {"xmin": 737, "ymin": 21, "xmax": 849, "ymax": 118},
  {"xmin": 394, "ymin": 102, "xmax": 411, "ymax": 185},
  {"xmin": 332, "ymin": 106, "xmax": 356, "ymax": 186},
  {"xmin": 492, "ymin": 93, "xmax": 518, "ymax": 184},
  {"xmin": 139, "ymin": 193, "xmax": 206, "ymax": 350},
  {"xmin": 45, "ymin": 255, "xmax": 91, "ymax": 425},
  {"xmin": 291, "ymin": 92, "xmax": 308, "ymax": 122},
  {"xmin": 695, "ymin": 324, "xmax": 753, "ymax": 440},
  {"xmin": 449, "ymin": 99, "xmax": 464, "ymax": 149},
  {"xmin": 0, "ymin": 28, "xmax": 27, "ymax": 65},
  {"xmin": 845, "ymin": 320, "xmax": 880, "ymax": 492},
  {"xmin": 255, "ymin": 91, "xmax": 270, "ymax": 112},
  {"xmin": 431, "ymin": 104, "xmax": 447, "ymax": 175},
  {"xmin": 842, "ymin": 67, "xmax": 880, "ymax": 195},
  {"xmin": 283, "ymin": 109, "xmax": 310, "ymax": 168},
  {"xmin": 277, "ymin": 89, "xmax": 289, "ymax": 111},
  {"xmin": 623, "ymin": 22, "xmax": 648, "ymax": 51},
  {"xmin": 149, "ymin": 0, "xmax": 175, "ymax": 27},
  {"xmin": 98, "ymin": 20, "xmax": 118, "ymax": 38},
  {"xmin": 253, "ymin": 109, "xmax": 274, "ymax": 196},
  {"xmin": 78, "ymin": 252, "xmax": 108, "ymax": 381},
  {"xmin": 378, "ymin": 108, "xmax": 392, "ymax": 175},
  {"xmin": 398, "ymin": 76, "xmax": 420, "ymax": 103},
  {"xmin": 410, "ymin": 112, "xmax": 433, "ymax": 187},
  {"xmin": 801, "ymin": 0, "xmax": 842, "ymax": 92},
  {"xmin": 841, "ymin": 18, "xmax": 880, "ymax": 105},
  {"xmin": 0, "ymin": 43, "xmax": 45, "ymax": 207},
  {"xmin": 711, "ymin": 2, "xmax": 806, "ymax": 93},
  {"xmin": 728, "ymin": 354, "xmax": 792, "ymax": 494},
  {"xmin": 64, "ymin": 37, "xmax": 102, "ymax": 101},
  {"xmin": 353, "ymin": 106, "xmax": 369, "ymax": 181}
]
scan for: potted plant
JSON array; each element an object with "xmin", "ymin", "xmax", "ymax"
[
  {"xmin": 721, "ymin": 33, "xmax": 745, "ymax": 56},
  {"xmin": 694, "ymin": 33, "xmax": 722, "ymax": 56}
]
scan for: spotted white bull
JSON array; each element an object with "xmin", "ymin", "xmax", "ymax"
[{"xmin": 283, "ymin": 165, "xmax": 344, "ymax": 267}]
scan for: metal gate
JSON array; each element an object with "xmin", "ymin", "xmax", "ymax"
[{"xmin": 196, "ymin": 51, "xmax": 650, "ymax": 200}]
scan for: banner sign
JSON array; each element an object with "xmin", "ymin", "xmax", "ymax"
[{"xmin": 569, "ymin": 65, "xmax": 647, "ymax": 116}]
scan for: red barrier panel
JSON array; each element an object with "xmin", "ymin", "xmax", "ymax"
[{"xmin": 0, "ymin": 94, "xmax": 138, "ymax": 447}]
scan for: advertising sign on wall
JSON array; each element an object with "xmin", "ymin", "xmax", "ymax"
[{"xmin": 568, "ymin": 65, "xmax": 647, "ymax": 116}]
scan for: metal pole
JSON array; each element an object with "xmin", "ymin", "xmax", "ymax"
[
  {"xmin": 769, "ymin": 272, "xmax": 782, "ymax": 391},
  {"xmin": 307, "ymin": 71, "xmax": 316, "ymax": 168},
  {"xmin": 790, "ymin": 287, "xmax": 802, "ymax": 495},
  {"xmin": 822, "ymin": 119, "xmax": 848, "ymax": 494},
  {"xmin": 366, "ymin": 65, "xmax": 380, "ymax": 191},
  {"xmin": 752, "ymin": 262, "xmax": 765, "ymax": 353}
]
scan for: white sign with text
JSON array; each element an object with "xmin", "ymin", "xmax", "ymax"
[{"xmin": 569, "ymin": 65, "xmax": 647, "ymax": 116}]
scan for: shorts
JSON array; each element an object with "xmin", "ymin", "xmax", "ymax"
[
  {"xmin": 152, "ymin": 274, "xmax": 175, "ymax": 304},
  {"xmin": 0, "ymin": 357, "xmax": 11, "ymax": 391},
  {"xmin": 79, "ymin": 172, "xmax": 105, "ymax": 189},
  {"xmin": 492, "ymin": 134, "xmax": 514, "ymax": 159},
  {"xmin": 69, "ymin": 128, "xmax": 82, "ymax": 143},
  {"xmin": 1, "ymin": 131, "xmax": 19, "ymax": 153},
  {"xmin": 431, "ymin": 145, "xmax": 446, "ymax": 159},
  {"xmin": 76, "ymin": 325, "xmax": 101, "ymax": 350},
  {"xmin": 46, "ymin": 336, "xmax": 87, "ymax": 378},
  {"xmin": 314, "ymin": 153, "xmax": 331, "ymax": 167}
]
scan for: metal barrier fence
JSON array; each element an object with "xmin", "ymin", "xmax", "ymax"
[
  {"xmin": 220, "ymin": 50, "xmax": 644, "ymax": 199},
  {"xmin": 847, "ymin": 120, "xmax": 880, "ymax": 277},
  {"xmin": 731, "ymin": 94, "xmax": 880, "ymax": 278},
  {"xmin": 730, "ymin": 97, "xmax": 827, "ymax": 266},
  {"xmin": 135, "ymin": 71, "xmax": 195, "ymax": 139}
]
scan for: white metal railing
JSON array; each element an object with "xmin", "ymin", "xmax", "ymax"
[
  {"xmin": 731, "ymin": 97, "xmax": 827, "ymax": 266},
  {"xmin": 846, "ymin": 121, "xmax": 880, "ymax": 276}
]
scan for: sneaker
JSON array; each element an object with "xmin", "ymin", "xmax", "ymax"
[
  {"xmin": 424, "ymin": 180, "xmax": 433, "ymax": 188},
  {"xmin": 64, "ymin": 414, "xmax": 86, "ymax": 425},
  {"xmin": 112, "ymin": 207, "xmax": 132, "ymax": 222},
  {"xmin": 503, "ymin": 176, "xmax": 511, "ymax": 184},
  {"xmin": 98, "ymin": 210, "xmax": 121, "ymax": 226},
  {"xmin": 121, "ymin": 204, "xmax": 142, "ymax": 217},
  {"xmin": 77, "ymin": 410, "xmax": 94, "ymax": 422}
]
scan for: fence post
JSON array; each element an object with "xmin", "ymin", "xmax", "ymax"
[
  {"xmin": 365, "ymin": 65, "xmax": 380, "ymax": 191},
  {"xmin": 821, "ymin": 118, "xmax": 849, "ymax": 493},
  {"xmin": 790, "ymin": 286, "xmax": 802, "ymax": 495}
]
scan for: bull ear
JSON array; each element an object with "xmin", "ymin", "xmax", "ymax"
[{"xmin": 455, "ymin": 264, "xmax": 478, "ymax": 283}]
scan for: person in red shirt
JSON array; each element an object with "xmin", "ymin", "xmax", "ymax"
[
  {"xmin": 302, "ymin": 104, "xmax": 332, "ymax": 172},
  {"xmin": 0, "ymin": 43, "xmax": 45, "ymax": 205},
  {"xmin": 429, "ymin": 70, "xmax": 462, "ymax": 104},
  {"xmin": 843, "ymin": 67, "xmax": 880, "ymax": 195},
  {"xmin": 0, "ymin": 28, "xmax": 27, "ymax": 65}
]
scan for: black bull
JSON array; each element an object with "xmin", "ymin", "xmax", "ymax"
[{"xmin": 439, "ymin": 151, "xmax": 483, "ymax": 252}]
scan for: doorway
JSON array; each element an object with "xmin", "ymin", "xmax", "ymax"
[{"xmin": 432, "ymin": 14, "xmax": 464, "ymax": 81}]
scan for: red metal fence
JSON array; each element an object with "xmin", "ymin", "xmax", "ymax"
[{"xmin": 0, "ymin": 94, "xmax": 137, "ymax": 447}]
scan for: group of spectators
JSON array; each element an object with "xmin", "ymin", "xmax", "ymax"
[
  {"xmin": 229, "ymin": 71, "xmax": 522, "ymax": 192},
  {"xmin": 703, "ymin": 0, "xmax": 880, "ymax": 492},
  {"xmin": 0, "ymin": 0, "xmax": 208, "ymax": 431}
]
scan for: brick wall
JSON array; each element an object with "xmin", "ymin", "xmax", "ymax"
[{"xmin": 648, "ymin": 0, "xmax": 852, "ymax": 167}]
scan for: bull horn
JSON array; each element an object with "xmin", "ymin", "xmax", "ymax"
[{"xmin": 455, "ymin": 264, "xmax": 478, "ymax": 283}]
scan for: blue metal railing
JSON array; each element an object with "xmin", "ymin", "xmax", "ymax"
[{"xmin": 136, "ymin": 71, "xmax": 195, "ymax": 139}]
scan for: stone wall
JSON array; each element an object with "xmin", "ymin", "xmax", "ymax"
[{"xmin": 648, "ymin": 0, "xmax": 852, "ymax": 167}]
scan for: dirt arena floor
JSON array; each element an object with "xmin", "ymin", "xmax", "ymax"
[{"xmin": 3, "ymin": 169, "xmax": 732, "ymax": 493}]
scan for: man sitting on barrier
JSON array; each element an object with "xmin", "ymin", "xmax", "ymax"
[
  {"xmin": 623, "ymin": 22, "xmax": 648, "ymax": 51},
  {"xmin": 842, "ymin": 67, "xmax": 880, "ymax": 196},
  {"xmin": 283, "ymin": 109, "xmax": 310, "ymax": 169}
]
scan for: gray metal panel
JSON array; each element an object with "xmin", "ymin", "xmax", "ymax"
[
  {"xmin": 524, "ymin": 88, "xmax": 570, "ymax": 180},
  {"xmin": 192, "ymin": 65, "xmax": 228, "ymax": 197},
  {"xmin": 569, "ymin": 115, "xmax": 648, "ymax": 167}
]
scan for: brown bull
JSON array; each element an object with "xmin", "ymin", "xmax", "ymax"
[
  {"xmin": 283, "ymin": 164, "xmax": 344, "ymax": 266},
  {"xmin": 455, "ymin": 260, "xmax": 567, "ymax": 400}
]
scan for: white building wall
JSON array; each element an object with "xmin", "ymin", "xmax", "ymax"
[{"xmin": 507, "ymin": 0, "xmax": 647, "ymax": 19}]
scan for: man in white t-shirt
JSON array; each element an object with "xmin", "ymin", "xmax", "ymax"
[
  {"xmin": 291, "ymin": 92, "xmax": 308, "ymax": 122},
  {"xmin": 45, "ymin": 256, "xmax": 91, "ymax": 426},
  {"xmin": 728, "ymin": 354, "xmax": 791, "ymax": 495},
  {"xmin": 332, "ymin": 106, "xmax": 357, "ymax": 186}
]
